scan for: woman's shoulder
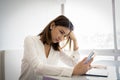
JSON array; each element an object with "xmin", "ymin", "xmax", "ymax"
[{"xmin": 24, "ymin": 35, "xmax": 40, "ymax": 42}]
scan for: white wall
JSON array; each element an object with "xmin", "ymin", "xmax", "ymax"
[{"xmin": 0, "ymin": 0, "xmax": 61, "ymax": 50}]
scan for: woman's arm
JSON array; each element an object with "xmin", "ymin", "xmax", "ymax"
[
  {"xmin": 69, "ymin": 31, "xmax": 79, "ymax": 51},
  {"xmin": 69, "ymin": 31, "xmax": 81, "ymax": 62},
  {"xmin": 59, "ymin": 31, "xmax": 80, "ymax": 66},
  {"xmin": 59, "ymin": 51, "xmax": 78, "ymax": 66}
]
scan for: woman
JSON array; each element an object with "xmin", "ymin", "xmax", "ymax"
[{"xmin": 19, "ymin": 15, "xmax": 93, "ymax": 80}]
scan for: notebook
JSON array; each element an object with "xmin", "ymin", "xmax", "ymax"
[{"xmin": 83, "ymin": 66, "xmax": 108, "ymax": 77}]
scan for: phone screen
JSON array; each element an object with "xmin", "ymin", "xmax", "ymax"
[{"xmin": 84, "ymin": 51, "xmax": 95, "ymax": 64}]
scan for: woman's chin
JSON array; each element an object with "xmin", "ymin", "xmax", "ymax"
[
  {"xmin": 53, "ymin": 41, "xmax": 59, "ymax": 43},
  {"xmin": 52, "ymin": 41, "xmax": 57, "ymax": 43}
]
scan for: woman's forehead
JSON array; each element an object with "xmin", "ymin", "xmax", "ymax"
[{"xmin": 56, "ymin": 26, "xmax": 70, "ymax": 34}]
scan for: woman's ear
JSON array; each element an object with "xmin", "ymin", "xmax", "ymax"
[{"xmin": 50, "ymin": 22, "xmax": 55, "ymax": 29}]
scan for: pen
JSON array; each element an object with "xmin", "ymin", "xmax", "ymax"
[{"xmin": 83, "ymin": 74, "xmax": 108, "ymax": 77}]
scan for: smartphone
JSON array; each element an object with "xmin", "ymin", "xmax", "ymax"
[{"xmin": 84, "ymin": 51, "xmax": 95, "ymax": 64}]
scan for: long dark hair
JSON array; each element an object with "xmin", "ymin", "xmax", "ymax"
[{"xmin": 38, "ymin": 15, "xmax": 74, "ymax": 51}]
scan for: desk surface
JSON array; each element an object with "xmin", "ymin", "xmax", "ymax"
[{"xmin": 45, "ymin": 66, "xmax": 119, "ymax": 80}]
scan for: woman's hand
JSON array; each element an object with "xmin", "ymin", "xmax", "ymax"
[
  {"xmin": 72, "ymin": 57, "xmax": 93, "ymax": 75},
  {"xmin": 69, "ymin": 31, "xmax": 79, "ymax": 51},
  {"xmin": 69, "ymin": 31, "xmax": 77, "ymax": 41}
]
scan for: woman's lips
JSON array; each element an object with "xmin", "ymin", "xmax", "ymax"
[{"xmin": 56, "ymin": 38, "xmax": 59, "ymax": 42}]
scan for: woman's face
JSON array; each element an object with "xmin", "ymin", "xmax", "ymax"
[{"xmin": 51, "ymin": 25, "xmax": 70, "ymax": 43}]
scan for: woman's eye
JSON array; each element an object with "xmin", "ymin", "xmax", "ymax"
[{"xmin": 60, "ymin": 31, "xmax": 64, "ymax": 34}]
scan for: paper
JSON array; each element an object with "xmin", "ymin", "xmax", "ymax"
[
  {"xmin": 86, "ymin": 68, "xmax": 108, "ymax": 77},
  {"xmin": 85, "ymin": 67, "xmax": 108, "ymax": 77},
  {"xmin": 85, "ymin": 65, "xmax": 108, "ymax": 77}
]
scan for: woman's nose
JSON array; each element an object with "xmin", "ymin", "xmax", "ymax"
[{"xmin": 58, "ymin": 35, "xmax": 64, "ymax": 41}]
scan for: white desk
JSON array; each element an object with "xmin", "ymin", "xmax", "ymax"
[
  {"xmin": 44, "ymin": 60, "xmax": 120, "ymax": 80},
  {"xmin": 44, "ymin": 67, "xmax": 116, "ymax": 80}
]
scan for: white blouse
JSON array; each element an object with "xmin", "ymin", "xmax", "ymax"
[{"xmin": 19, "ymin": 36, "xmax": 80, "ymax": 80}]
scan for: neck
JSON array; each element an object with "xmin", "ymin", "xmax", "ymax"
[{"xmin": 44, "ymin": 44, "xmax": 51, "ymax": 58}]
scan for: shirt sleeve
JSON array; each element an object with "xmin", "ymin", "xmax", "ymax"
[
  {"xmin": 23, "ymin": 36, "xmax": 74, "ymax": 77},
  {"xmin": 59, "ymin": 50, "xmax": 80, "ymax": 67},
  {"xmin": 70, "ymin": 50, "xmax": 80, "ymax": 62}
]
